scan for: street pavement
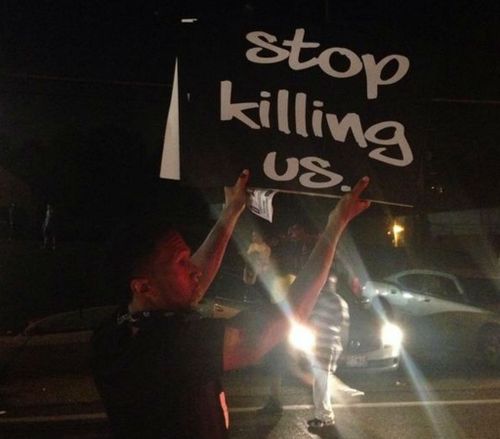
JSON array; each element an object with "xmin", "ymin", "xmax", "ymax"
[{"xmin": 1, "ymin": 364, "xmax": 500, "ymax": 438}]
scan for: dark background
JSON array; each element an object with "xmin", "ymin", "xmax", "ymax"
[{"xmin": 0, "ymin": 0, "xmax": 499, "ymax": 239}]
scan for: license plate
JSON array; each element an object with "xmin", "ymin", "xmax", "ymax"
[{"xmin": 345, "ymin": 355, "xmax": 368, "ymax": 367}]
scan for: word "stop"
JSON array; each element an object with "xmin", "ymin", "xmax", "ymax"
[{"xmin": 246, "ymin": 28, "xmax": 410, "ymax": 100}]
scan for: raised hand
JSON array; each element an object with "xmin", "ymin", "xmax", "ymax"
[
  {"xmin": 328, "ymin": 177, "xmax": 371, "ymax": 228},
  {"xmin": 224, "ymin": 169, "xmax": 250, "ymax": 216}
]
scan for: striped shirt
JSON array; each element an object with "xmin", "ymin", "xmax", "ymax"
[{"xmin": 309, "ymin": 290, "xmax": 350, "ymax": 370}]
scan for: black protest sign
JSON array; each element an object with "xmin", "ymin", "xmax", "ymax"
[{"xmin": 168, "ymin": 23, "xmax": 433, "ymax": 206}]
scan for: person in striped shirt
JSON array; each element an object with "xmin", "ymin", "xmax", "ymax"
[{"xmin": 307, "ymin": 272, "xmax": 352, "ymax": 428}]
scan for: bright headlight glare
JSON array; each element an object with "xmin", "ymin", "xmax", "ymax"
[
  {"xmin": 381, "ymin": 322, "xmax": 403, "ymax": 347},
  {"xmin": 288, "ymin": 323, "xmax": 316, "ymax": 353}
]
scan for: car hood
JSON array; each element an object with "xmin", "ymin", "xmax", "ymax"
[{"xmin": 346, "ymin": 304, "xmax": 384, "ymax": 352}]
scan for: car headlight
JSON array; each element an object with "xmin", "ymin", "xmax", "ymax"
[
  {"xmin": 288, "ymin": 322, "xmax": 316, "ymax": 353},
  {"xmin": 381, "ymin": 322, "xmax": 403, "ymax": 347}
]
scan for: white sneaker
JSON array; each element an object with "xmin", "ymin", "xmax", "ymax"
[{"xmin": 341, "ymin": 388, "xmax": 365, "ymax": 397}]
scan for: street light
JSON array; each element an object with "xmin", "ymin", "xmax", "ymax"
[{"xmin": 392, "ymin": 223, "xmax": 404, "ymax": 247}]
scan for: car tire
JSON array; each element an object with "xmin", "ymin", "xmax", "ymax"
[{"xmin": 477, "ymin": 325, "xmax": 500, "ymax": 369}]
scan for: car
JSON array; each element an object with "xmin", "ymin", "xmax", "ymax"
[
  {"xmin": 198, "ymin": 271, "xmax": 402, "ymax": 373},
  {"xmin": 0, "ymin": 270, "xmax": 402, "ymax": 379},
  {"xmin": 337, "ymin": 294, "xmax": 402, "ymax": 372},
  {"xmin": 0, "ymin": 305, "xmax": 118, "ymax": 378},
  {"xmin": 362, "ymin": 269, "xmax": 500, "ymax": 367}
]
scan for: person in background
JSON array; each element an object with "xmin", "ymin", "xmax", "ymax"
[
  {"xmin": 243, "ymin": 229, "xmax": 271, "ymax": 286},
  {"xmin": 92, "ymin": 171, "xmax": 371, "ymax": 438},
  {"xmin": 256, "ymin": 272, "xmax": 296, "ymax": 415},
  {"xmin": 278, "ymin": 222, "xmax": 317, "ymax": 275},
  {"xmin": 306, "ymin": 270, "xmax": 364, "ymax": 429},
  {"xmin": 42, "ymin": 203, "xmax": 57, "ymax": 250},
  {"xmin": 257, "ymin": 222, "xmax": 317, "ymax": 414}
]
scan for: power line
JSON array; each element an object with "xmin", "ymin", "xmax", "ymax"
[
  {"xmin": 3, "ymin": 74, "xmax": 499, "ymax": 105},
  {"xmin": 431, "ymin": 98, "xmax": 500, "ymax": 105},
  {"xmin": 0, "ymin": 73, "xmax": 171, "ymax": 89}
]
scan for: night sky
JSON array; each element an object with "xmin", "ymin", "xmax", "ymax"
[{"xmin": 0, "ymin": 0, "xmax": 499, "ymax": 239}]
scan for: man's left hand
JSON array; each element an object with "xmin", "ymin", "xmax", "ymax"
[{"xmin": 224, "ymin": 169, "xmax": 250, "ymax": 215}]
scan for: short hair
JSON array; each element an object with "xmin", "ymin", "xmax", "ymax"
[{"xmin": 101, "ymin": 216, "xmax": 177, "ymax": 301}]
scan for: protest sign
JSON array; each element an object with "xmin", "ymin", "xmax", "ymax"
[{"xmin": 161, "ymin": 22, "xmax": 434, "ymax": 206}]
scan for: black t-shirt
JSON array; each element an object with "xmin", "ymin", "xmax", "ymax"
[{"xmin": 91, "ymin": 309, "xmax": 227, "ymax": 439}]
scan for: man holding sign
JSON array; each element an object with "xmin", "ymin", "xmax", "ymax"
[{"xmin": 92, "ymin": 170, "xmax": 370, "ymax": 438}]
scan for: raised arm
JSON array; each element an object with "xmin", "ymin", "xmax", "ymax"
[
  {"xmin": 287, "ymin": 177, "xmax": 371, "ymax": 320},
  {"xmin": 190, "ymin": 170, "xmax": 249, "ymax": 304},
  {"xmin": 223, "ymin": 177, "xmax": 371, "ymax": 371}
]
